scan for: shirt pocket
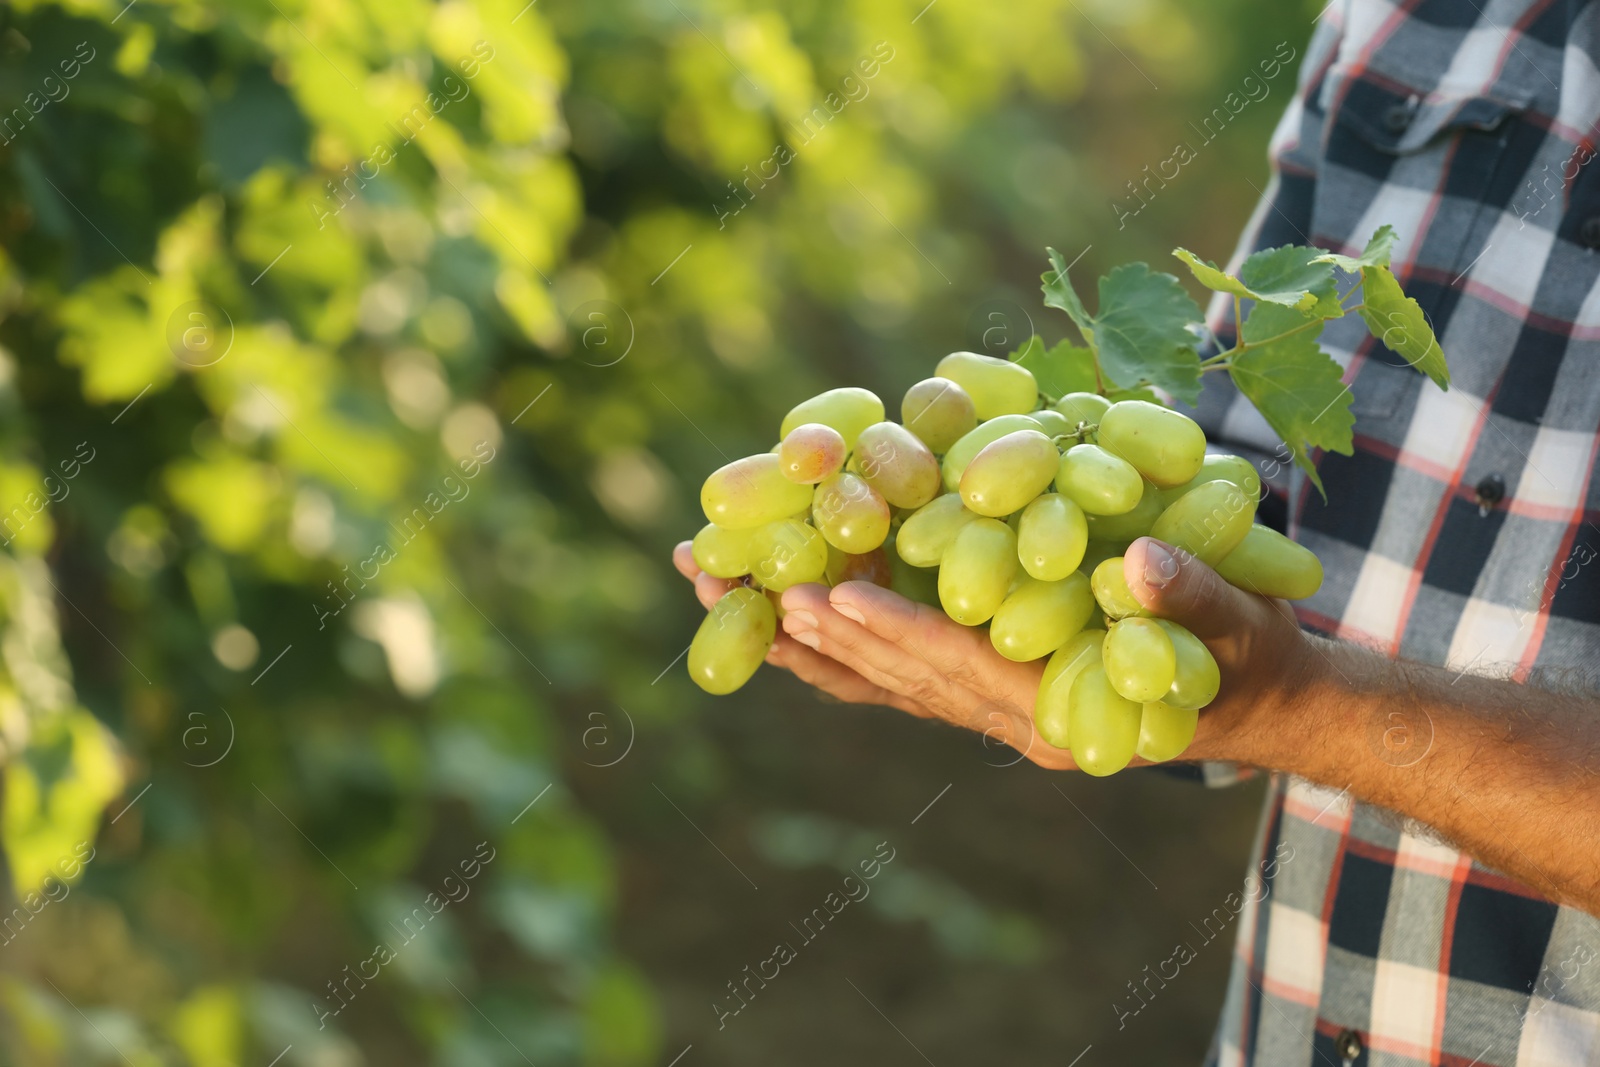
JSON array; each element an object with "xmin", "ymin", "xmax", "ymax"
[
  {"xmin": 1312, "ymin": 68, "xmax": 1532, "ymax": 420},
  {"xmin": 1312, "ymin": 67, "xmax": 1531, "ymax": 252}
]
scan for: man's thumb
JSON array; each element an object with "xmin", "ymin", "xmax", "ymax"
[{"xmin": 1123, "ymin": 537, "xmax": 1265, "ymax": 640}]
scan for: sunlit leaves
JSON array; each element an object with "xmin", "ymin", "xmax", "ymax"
[
  {"xmin": 1111, "ymin": 226, "xmax": 1442, "ymax": 493},
  {"xmin": 1230, "ymin": 304, "xmax": 1354, "ymax": 495},
  {"xmin": 1313, "ymin": 223, "xmax": 1397, "ymax": 273},
  {"xmin": 1173, "ymin": 245, "xmax": 1341, "ymax": 317},
  {"xmin": 1010, "ymin": 335, "xmax": 1097, "ymax": 400},
  {"xmin": 165, "ymin": 456, "xmax": 283, "ymax": 552},
  {"xmin": 0, "ymin": 464, "xmax": 55, "ymax": 555},
  {"xmin": 1041, "ymin": 246, "xmax": 1094, "ymax": 336},
  {"xmin": 56, "ymin": 274, "xmax": 178, "ymax": 402},
  {"xmin": 2, "ymin": 706, "xmax": 122, "ymax": 895},
  {"xmin": 1358, "ymin": 265, "xmax": 1450, "ymax": 390},
  {"xmin": 1041, "ymin": 253, "xmax": 1203, "ymax": 403},
  {"xmin": 1092, "ymin": 264, "xmax": 1204, "ymax": 404}
]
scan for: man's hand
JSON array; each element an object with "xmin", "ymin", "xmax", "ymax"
[
  {"xmin": 676, "ymin": 535, "xmax": 1600, "ymax": 912},
  {"xmin": 1121, "ymin": 537, "xmax": 1324, "ymax": 768},
  {"xmin": 673, "ymin": 536, "xmax": 1323, "ymax": 771},
  {"xmin": 673, "ymin": 539, "xmax": 1066, "ymax": 764}
]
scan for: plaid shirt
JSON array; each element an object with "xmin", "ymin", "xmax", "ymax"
[{"xmin": 1185, "ymin": 2, "xmax": 1600, "ymax": 1064}]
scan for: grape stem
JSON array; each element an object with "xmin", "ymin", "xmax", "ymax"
[
  {"xmin": 1050, "ymin": 422, "xmax": 1098, "ymax": 447},
  {"xmin": 1199, "ymin": 303, "xmax": 1367, "ymax": 373}
]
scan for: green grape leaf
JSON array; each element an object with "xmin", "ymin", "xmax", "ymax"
[
  {"xmin": 1304, "ymin": 285, "xmax": 1346, "ymax": 320},
  {"xmin": 1313, "ymin": 224, "xmax": 1397, "ymax": 272},
  {"xmin": 1041, "ymin": 247, "xmax": 1094, "ymax": 340},
  {"xmin": 1007, "ymin": 335, "xmax": 1044, "ymax": 365},
  {"xmin": 1357, "ymin": 266, "xmax": 1451, "ymax": 390},
  {"xmin": 1229, "ymin": 303, "xmax": 1354, "ymax": 497},
  {"xmin": 1011, "ymin": 335, "xmax": 1097, "ymax": 400},
  {"xmin": 1171, "ymin": 248, "xmax": 1250, "ymax": 299},
  {"xmin": 1092, "ymin": 263, "xmax": 1204, "ymax": 405},
  {"xmin": 1241, "ymin": 246, "xmax": 1341, "ymax": 317},
  {"xmin": 1172, "ymin": 245, "xmax": 1341, "ymax": 317}
]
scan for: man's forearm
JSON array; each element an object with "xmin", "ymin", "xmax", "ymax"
[{"xmin": 1258, "ymin": 636, "xmax": 1600, "ymax": 914}]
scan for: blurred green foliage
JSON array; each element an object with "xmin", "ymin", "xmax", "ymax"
[{"xmin": 0, "ymin": 0, "xmax": 1311, "ymax": 1061}]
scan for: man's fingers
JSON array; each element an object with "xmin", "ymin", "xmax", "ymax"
[
  {"xmin": 766, "ymin": 632, "xmax": 931, "ymax": 718},
  {"xmin": 673, "ymin": 541, "xmax": 701, "ymax": 581},
  {"xmin": 1124, "ymin": 537, "xmax": 1279, "ymax": 639},
  {"xmin": 827, "ymin": 581, "xmax": 999, "ymax": 689},
  {"xmin": 693, "ymin": 571, "xmax": 741, "ymax": 611},
  {"xmin": 779, "ymin": 583, "xmax": 982, "ymax": 715}
]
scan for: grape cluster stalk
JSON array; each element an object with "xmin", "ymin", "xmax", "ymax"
[{"xmin": 686, "ymin": 352, "xmax": 1324, "ymax": 776}]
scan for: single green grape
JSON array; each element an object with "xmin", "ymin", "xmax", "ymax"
[
  {"xmin": 937, "ymin": 518, "xmax": 1017, "ymax": 625},
  {"xmin": 895, "ymin": 494, "xmax": 979, "ymax": 567},
  {"xmin": 1160, "ymin": 453, "xmax": 1262, "ymax": 507},
  {"xmin": 989, "ymin": 572, "xmax": 1095, "ymax": 662},
  {"xmin": 1055, "ymin": 443, "xmax": 1143, "ymax": 515},
  {"xmin": 1067, "ymin": 665, "xmax": 1143, "ymax": 776},
  {"xmin": 1096, "ymin": 400, "xmax": 1206, "ymax": 488},
  {"xmin": 1150, "ymin": 477, "xmax": 1256, "ymax": 566},
  {"xmin": 702, "ymin": 453, "xmax": 816, "ymax": 529},
  {"xmin": 1083, "ymin": 480, "xmax": 1164, "ymax": 542},
  {"xmin": 747, "ymin": 518, "xmax": 829, "ymax": 592},
  {"xmin": 884, "ymin": 531, "xmax": 943, "ymax": 607},
  {"xmin": 901, "ymin": 377, "xmax": 978, "ymax": 453},
  {"xmin": 692, "ymin": 523, "xmax": 757, "ymax": 578},
  {"xmin": 935, "ymin": 351, "xmax": 1039, "ymax": 420},
  {"xmin": 812, "ymin": 472, "xmax": 891, "ymax": 553},
  {"xmin": 824, "ymin": 542, "xmax": 892, "ymax": 587},
  {"xmin": 1027, "ymin": 408, "xmax": 1075, "ymax": 437},
  {"xmin": 1034, "ymin": 629, "xmax": 1105, "ymax": 749},
  {"xmin": 1102, "ymin": 617, "xmax": 1176, "ymax": 703},
  {"xmin": 777, "ymin": 422, "xmax": 847, "ymax": 484},
  {"xmin": 1153, "ymin": 619, "xmax": 1221, "ymax": 710},
  {"xmin": 1090, "ymin": 556, "xmax": 1150, "ymax": 619},
  {"xmin": 1017, "ymin": 493, "xmax": 1088, "ymax": 580},
  {"xmin": 688, "ymin": 587, "xmax": 777, "ymax": 694},
  {"xmin": 1077, "ymin": 539, "xmax": 1131, "ymax": 578},
  {"xmin": 779, "ymin": 387, "xmax": 884, "ymax": 450},
  {"xmin": 1136, "ymin": 701, "xmax": 1199, "ymax": 763},
  {"xmin": 1054, "ymin": 391, "xmax": 1112, "ymax": 427},
  {"xmin": 855, "ymin": 421, "xmax": 941, "ymax": 509},
  {"xmin": 1214, "ymin": 524, "xmax": 1324, "ymax": 600},
  {"xmin": 941, "ymin": 414, "xmax": 1044, "ymax": 492},
  {"xmin": 959, "ymin": 429, "xmax": 1059, "ymax": 517}
]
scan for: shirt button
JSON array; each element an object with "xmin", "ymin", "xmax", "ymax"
[
  {"xmin": 1580, "ymin": 216, "xmax": 1600, "ymax": 249},
  {"xmin": 1475, "ymin": 472, "xmax": 1506, "ymax": 508},
  {"xmin": 1383, "ymin": 103, "xmax": 1414, "ymax": 133},
  {"xmin": 1335, "ymin": 1028, "xmax": 1364, "ymax": 1061}
]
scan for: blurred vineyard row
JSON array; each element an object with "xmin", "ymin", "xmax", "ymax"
[{"xmin": 0, "ymin": 0, "xmax": 1309, "ymax": 1062}]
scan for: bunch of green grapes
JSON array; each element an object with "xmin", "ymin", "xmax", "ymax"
[{"xmin": 685, "ymin": 352, "xmax": 1323, "ymax": 775}]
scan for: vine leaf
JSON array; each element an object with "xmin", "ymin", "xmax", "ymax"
[
  {"xmin": 1241, "ymin": 246, "xmax": 1341, "ymax": 319},
  {"xmin": 1171, "ymin": 248, "xmax": 1250, "ymax": 300},
  {"xmin": 1357, "ymin": 266, "xmax": 1451, "ymax": 390},
  {"xmin": 1092, "ymin": 263, "xmax": 1204, "ymax": 405},
  {"xmin": 1313, "ymin": 224, "xmax": 1397, "ymax": 273},
  {"xmin": 1172, "ymin": 245, "xmax": 1341, "ymax": 318},
  {"xmin": 1229, "ymin": 303, "xmax": 1354, "ymax": 497},
  {"xmin": 1011, "ymin": 335, "xmax": 1097, "ymax": 401},
  {"xmin": 1041, "ymin": 247, "xmax": 1094, "ymax": 340}
]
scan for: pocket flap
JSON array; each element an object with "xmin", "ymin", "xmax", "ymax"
[{"xmin": 1325, "ymin": 70, "xmax": 1532, "ymax": 155}]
